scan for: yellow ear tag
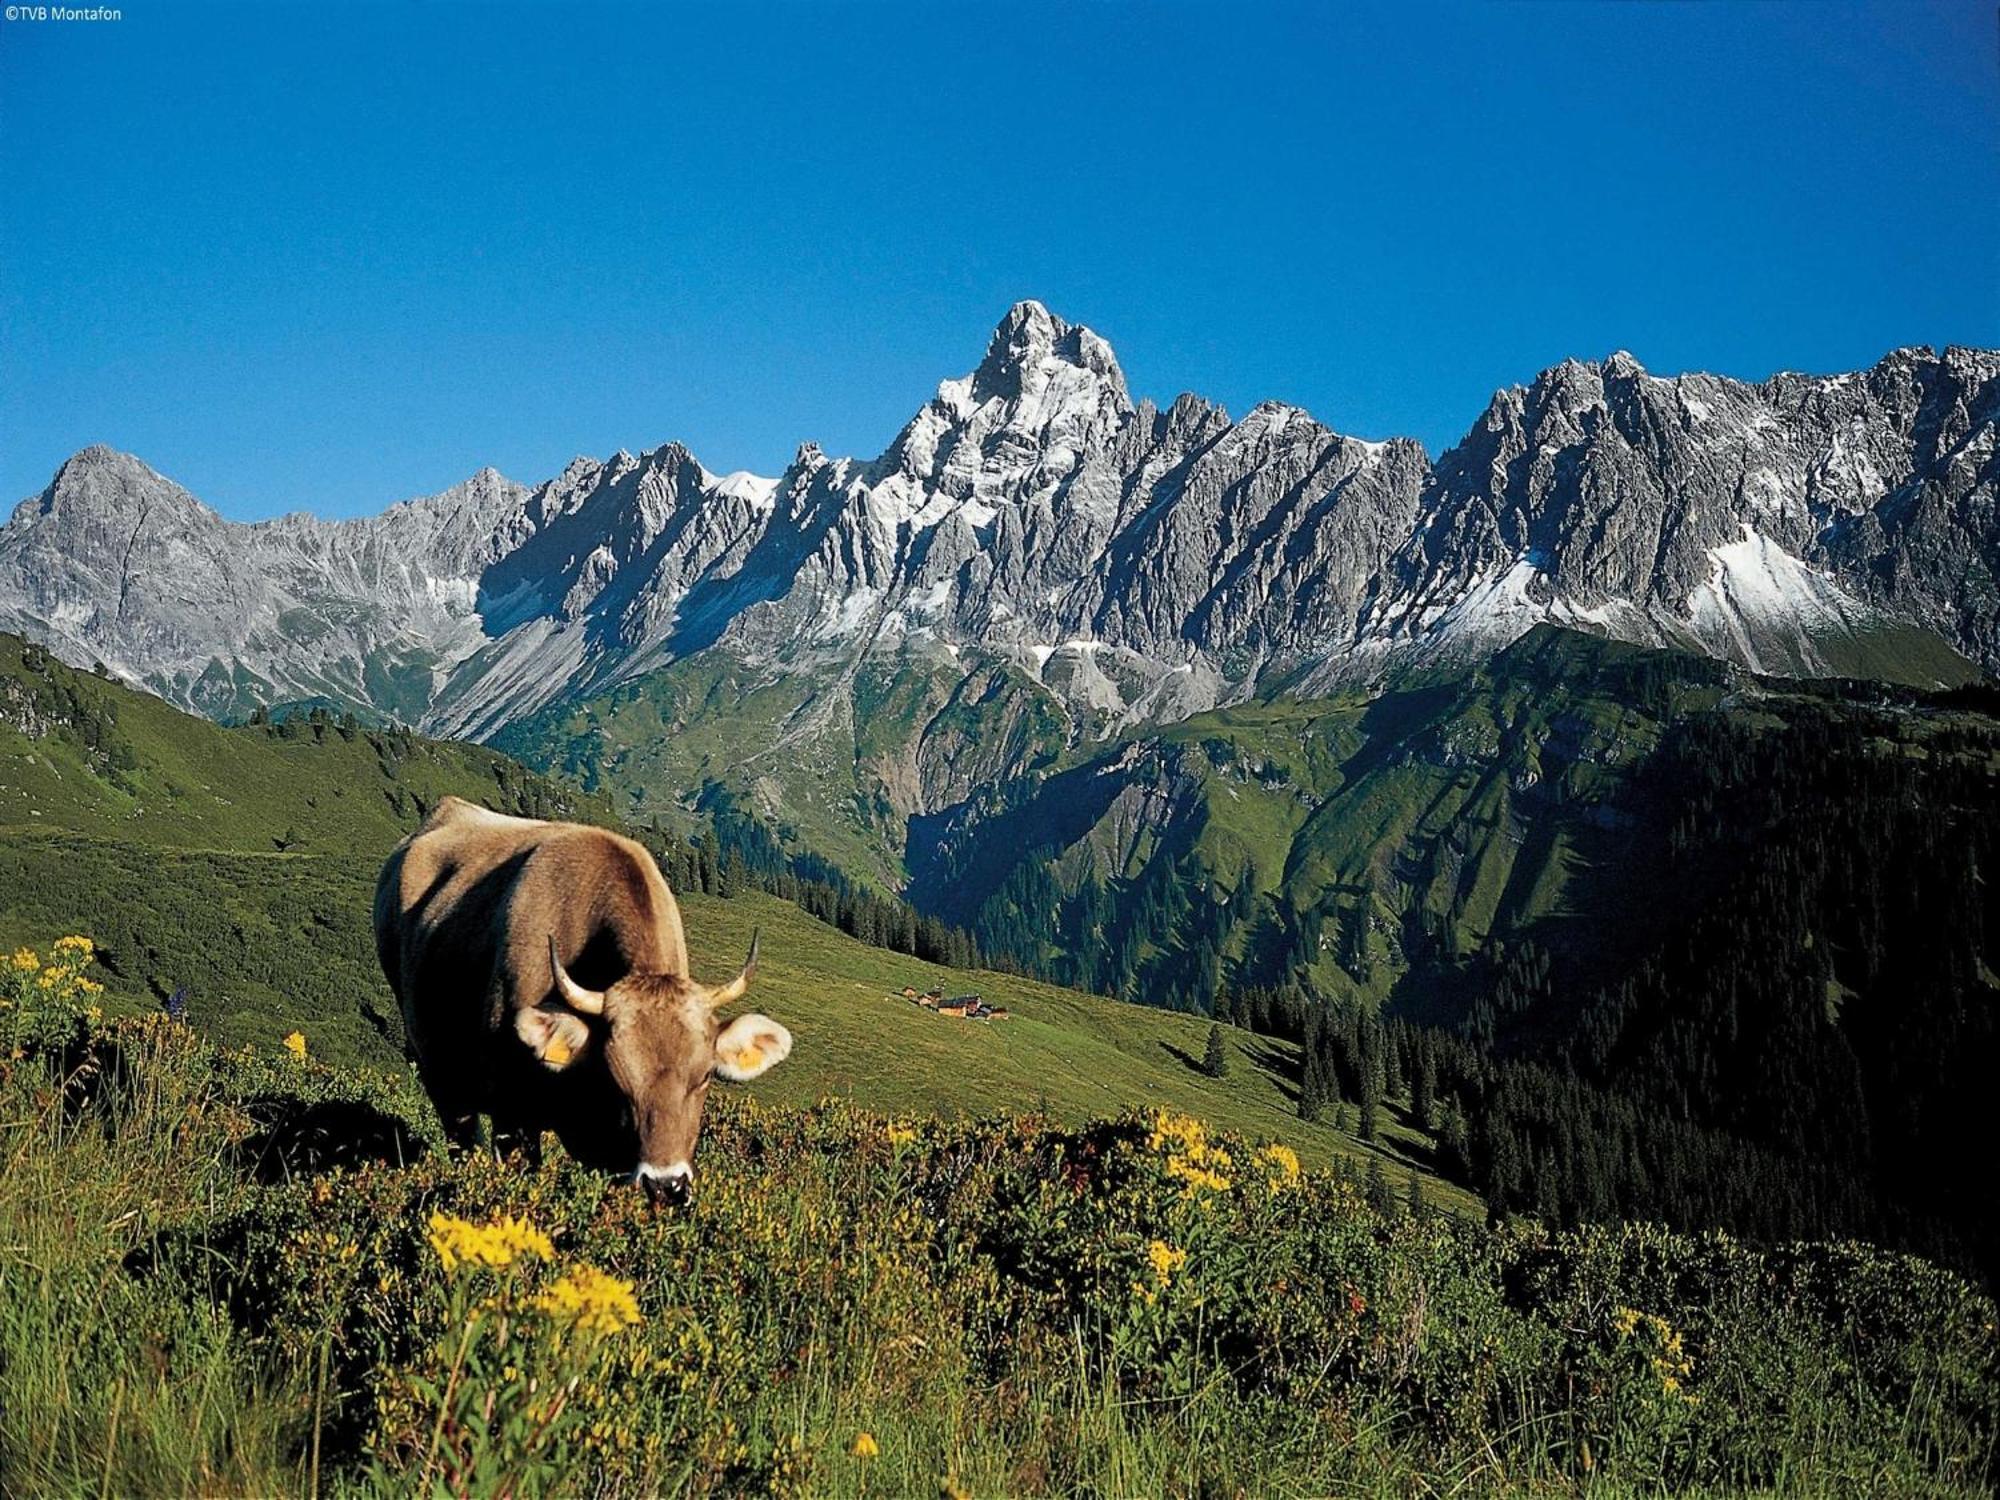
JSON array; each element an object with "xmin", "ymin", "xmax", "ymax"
[
  {"xmin": 733, "ymin": 1044, "xmax": 764, "ymax": 1072},
  {"xmin": 544, "ymin": 1034, "xmax": 573, "ymax": 1067}
]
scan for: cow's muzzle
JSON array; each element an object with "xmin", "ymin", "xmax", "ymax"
[{"xmin": 635, "ymin": 1160, "xmax": 693, "ymax": 1208}]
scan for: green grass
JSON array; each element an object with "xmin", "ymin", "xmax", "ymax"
[
  {"xmin": 0, "ymin": 992, "xmax": 1992, "ymax": 1499},
  {"xmin": 0, "ymin": 634, "xmax": 614, "ymax": 853}
]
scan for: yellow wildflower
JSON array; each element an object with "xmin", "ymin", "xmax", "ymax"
[
  {"xmin": 53, "ymin": 935, "xmax": 94, "ymax": 956},
  {"xmin": 536, "ymin": 1263, "xmax": 641, "ymax": 1335},
  {"xmin": 1163, "ymin": 1155, "xmax": 1233, "ymax": 1197},
  {"xmin": 850, "ymin": 1432, "xmax": 880, "ymax": 1459},
  {"xmin": 1147, "ymin": 1108, "xmax": 1209, "ymax": 1156},
  {"xmin": 1259, "ymin": 1142, "xmax": 1301, "ymax": 1187},
  {"xmin": 886, "ymin": 1122, "xmax": 919, "ymax": 1150},
  {"xmin": 282, "ymin": 1030, "xmax": 307, "ymax": 1061},
  {"xmin": 1145, "ymin": 1238, "xmax": 1187, "ymax": 1287},
  {"xmin": 9, "ymin": 947, "xmax": 38, "ymax": 973},
  {"xmin": 1147, "ymin": 1108, "xmax": 1235, "ymax": 1195},
  {"xmin": 426, "ymin": 1212, "xmax": 555, "ymax": 1273}
]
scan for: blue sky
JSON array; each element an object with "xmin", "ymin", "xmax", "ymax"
[{"xmin": 2, "ymin": 1, "xmax": 1993, "ymax": 521}]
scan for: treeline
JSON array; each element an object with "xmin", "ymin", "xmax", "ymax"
[
  {"xmin": 626, "ymin": 811, "xmax": 985, "ymax": 973},
  {"xmin": 1540, "ymin": 704, "xmax": 2000, "ymax": 1281},
  {"xmin": 971, "ymin": 847, "xmax": 1257, "ymax": 1011},
  {"xmin": 1220, "ymin": 698, "xmax": 2000, "ymax": 1286}
]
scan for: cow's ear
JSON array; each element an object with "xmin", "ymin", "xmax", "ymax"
[
  {"xmin": 714, "ymin": 1013, "xmax": 792, "ymax": 1082},
  {"xmin": 515, "ymin": 1006, "xmax": 594, "ymax": 1071}
]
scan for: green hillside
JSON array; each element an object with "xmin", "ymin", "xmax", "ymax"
[
  {"xmin": 0, "ymin": 634, "xmax": 618, "ymax": 1063},
  {"xmin": 674, "ymin": 889, "xmax": 1463, "ymax": 1201},
  {"xmin": 0, "ymin": 633, "xmax": 1460, "ymax": 1204},
  {"xmin": 925, "ymin": 627, "xmax": 1737, "ymax": 1014},
  {"xmin": 489, "ymin": 644, "xmax": 1076, "ymax": 889},
  {"xmin": 926, "ymin": 629, "xmax": 2000, "ymax": 1283}
]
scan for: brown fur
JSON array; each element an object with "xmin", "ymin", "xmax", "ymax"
[{"xmin": 372, "ymin": 796, "xmax": 782, "ymax": 1179}]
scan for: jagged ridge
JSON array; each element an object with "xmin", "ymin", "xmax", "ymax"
[{"xmin": 2, "ymin": 302, "xmax": 1993, "ymax": 747}]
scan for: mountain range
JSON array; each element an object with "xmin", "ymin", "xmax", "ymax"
[
  {"xmin": 6, "ymin": 307, "xmax": 2000, "ymax": 1285},
  {"xmin": 3, "ymin": 303, "xmax": 1995, "ymax": 881}
]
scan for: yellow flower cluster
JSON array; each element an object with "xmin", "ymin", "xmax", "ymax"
[
  {"xmin": 536, "ymin": 1263, "xmax": 642, "ymax": 1336},
  {"xmin": 4, "ymin": 936, "xmax": 106, "ymax": 1021},
  {"xmin": 427, "ymin": 1212, "xmax": 555, "ymax": 1273},
  {"xmin": 1259, "ymin": 1142, "xmax": 1301, "ymax": 1188},
  {"xmin": 282, "ymin": 1030, "xmax": 308, "ymax": 1061},
  {"xmin": 1612, "ymin": 1306, "xmax": 1696, "ymax": 1399},
  {"xmin": 1146, "ymin": 1109, "xmax": 1207, "ymax": 1156},
  {"xmin": 1146, "ymin": 1109, "xmax": 1235, "ymax": 1197},
  {"xmin": 1145, "ymin": 1238, "xmax": 1187, "ymax": 1286},
  {"xmin": 886, "ymin": 1122, "xmax": 919, "ymax": 1150},
  {"xmin": 850, "ymin": 1431, "xmax": 880, "ymax": 1459}
]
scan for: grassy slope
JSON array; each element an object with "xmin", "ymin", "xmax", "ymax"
[
  {"xmin": 0, "ymin": 635, "xmax": 615, "ymax": 853},
  {"xmin": 490, "ymin": 644, "xmax": 1072, "ymax": 889},
  {"xmin": 0, "ymin": 633, "xmax": 1467, "ymax": 1207},
  {"xmin": 679, "ymin": 889, "xmax": 1468, "ymax": 1205},
  {"xmin": 918, "ymin": 628, "xmax": 1732, "ymax": 1015},
  {"xmin": 7, "ymin": 1004, "xmax": 1989, "ymax": 1498}
]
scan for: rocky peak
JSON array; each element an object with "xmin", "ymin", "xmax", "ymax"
[{"xmin": 968, "ymin": 299, "xmax": 1132, "ymax": 414}]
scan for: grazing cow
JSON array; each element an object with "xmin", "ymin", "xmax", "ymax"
[{"xmin": 372, "ymin": 796, "xmax": 791, "ymax": 1204}]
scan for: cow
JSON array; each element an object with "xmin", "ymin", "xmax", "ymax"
[{"xmin": 372, "ymin": 796, "xmax": 791, "ymax": 1205}]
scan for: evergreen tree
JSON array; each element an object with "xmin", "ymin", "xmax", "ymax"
[
  {"xmin": 1298, "ymin": 1053, "xmax": 1324, "ymax": 1123},
  {"xmin": 1202, "ymin": 1023, "xmax": 1228, "ymax": 1078},
  {"xmin": 1365, "ymin": 1155, "xmax": 1394, "ymax": 1214}
]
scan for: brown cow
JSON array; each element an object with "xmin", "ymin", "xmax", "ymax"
[{"xmin": 373, "ymin": 796, "xmax": 791, "ymax": 1204}]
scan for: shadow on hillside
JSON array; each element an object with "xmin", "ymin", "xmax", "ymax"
[
  {"xmin": 1159, "ymin": 1041, "xmax": 1207, "ymax": 1076},
  {"xmin": 232, "ymin": 1095, "xmax": 429, "ymax": 1185},
  {"xmin": 1244, "ymin": 1040, "xmax": 1300, "ymax": 1105}
]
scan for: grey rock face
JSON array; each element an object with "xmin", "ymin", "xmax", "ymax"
[
  {"xmin": 2, "ymin": 304, "xmax": 1994, "ymax": 745},
  {"xmin": 1356, "ymin": 345, "xmax": 2000, "ymax": 681}
]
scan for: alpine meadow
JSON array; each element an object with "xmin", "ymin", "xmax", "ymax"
[{"xmin": 2, "ymin": 2, "xmax": 1997, "ymax": 1495}]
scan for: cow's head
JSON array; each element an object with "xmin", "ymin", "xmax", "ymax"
[{"xmin": 525, "ymin": 930, "xmax": 790, "ymax": 1206}]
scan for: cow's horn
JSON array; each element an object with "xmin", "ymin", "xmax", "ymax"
[
  {"xmin": 704, "ymin": 928, "xmax": 759, "ymax": 1008},
  {"xmin": 548, "ymin": 936, "xmax": 606, "ymax": 1015}
]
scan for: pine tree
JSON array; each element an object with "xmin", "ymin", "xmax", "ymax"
[
  {"xmin": 1366, "ymin": 1155, "xmax": 1393, "ymax": 1215},
  {"xmin": 1298, "ymin": 1055, "xmax": 1324, "ymax": 1123},
  {"xmin": 1202, "ymin": 1023, "xmax": 1228, "ymax": 1078}
]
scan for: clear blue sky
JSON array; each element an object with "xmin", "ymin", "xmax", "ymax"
[{"xmin": 2, "ymin": 1, "xmax": 1993, "ymax": 521}]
